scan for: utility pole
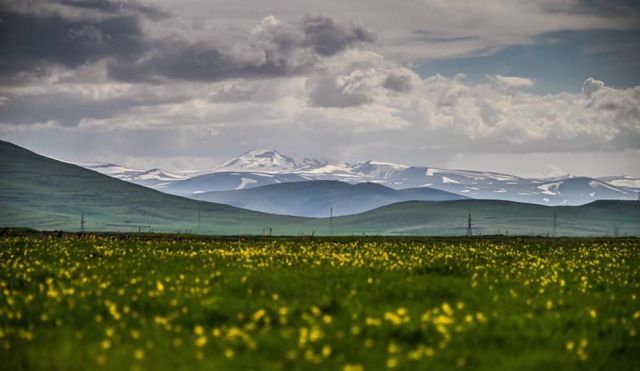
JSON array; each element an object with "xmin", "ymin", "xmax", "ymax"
[
  {"xmin": 553, "ymin": 212, "xmax": 558, "ymax": 237},
  {"xmin": 466, "ymin": 213, "xmax": 472, "ymax": 237},
  {"xmin": 80, "ymin": 213, "xmax": 85, "ymax": 233}
]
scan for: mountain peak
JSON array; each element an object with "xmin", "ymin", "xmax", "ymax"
[
  {"xmin": 216, "ymin": 149, "xmax": 301, "ymax": 173},
  {"xmin": 241, "ymin": 149, "xmax": 286, "ymax": 157},
  {"xmin": 67, "ymin": 143, "xmax": 639, "ymax": 205}
]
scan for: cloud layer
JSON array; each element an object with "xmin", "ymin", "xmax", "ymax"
[
  {"xmin": 0, "ymin": 0, "xmax": 639, "ymax": 176},
  {"xmin": 3, "ymin": 49, "xmax": 638, "ymax": 151},
  {"xmin": 107, "ymin": 15, "xmax": 375, "ymax": 82}
]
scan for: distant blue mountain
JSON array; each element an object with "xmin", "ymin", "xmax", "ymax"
[
  {"xmin": 82, "ymin": 149, "xmax": 639, "ymax": 206},
  {"xmin": 193, "ymin": 180, "xmax": 467, "ymax": 217}
]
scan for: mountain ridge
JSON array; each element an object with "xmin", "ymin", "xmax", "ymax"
[
  {"xmin": 192, "ymin": 180, "xmax": 467, "ymax": 217},
  {"xmin": 0, "ymin": 140, "xmax": 303, "ymax": 234},
  {"xmin": 1, "ymin": 140, "xmax": 639, "ymax": 236},
  {"xmin": 80, "ymin": 148, "xmax": 639, "ymax": 206}
]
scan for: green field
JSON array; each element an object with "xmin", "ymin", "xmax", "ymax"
[{"xmin": 1, "ymin": 234, "xmax": 639, "ymax": 370}]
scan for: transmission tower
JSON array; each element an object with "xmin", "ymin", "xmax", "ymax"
[{"xmin": 80, "ymin": 213, "xmax": 85, "ymax": 233}]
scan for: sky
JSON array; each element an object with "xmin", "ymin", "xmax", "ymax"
[{"xmin": 0, "ymin": 0, "xmax": 639, "ymax": 178}]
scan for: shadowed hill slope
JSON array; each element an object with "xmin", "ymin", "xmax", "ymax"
[{"xmin": 0, "ymin": 140, "xmax": 304, "ymax": 233}]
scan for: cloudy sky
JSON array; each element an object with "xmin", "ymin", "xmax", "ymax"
[{"xmin": 1, "ymin": 0, "xmax": 639, "ymax": 177}]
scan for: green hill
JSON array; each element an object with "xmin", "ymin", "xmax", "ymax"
[
  {"xmin": 303, "ymin": 199, "xmax": 640, "ymax": 236},
  {"xmin": 1, "ymin": 140, "xmax": 638, "ymax": 236},
  {"xmin": 0, "ymin": 140, "xmax": 303, "ymax": 234}
]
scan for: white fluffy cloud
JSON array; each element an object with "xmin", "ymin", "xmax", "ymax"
[
  {"xmin": 140, "ymin": 0, "xmax": 640, "ymax": 61},
  {"xmin": 2, "ymin": 49, "xmax": 639, "ymax": 161},
  {"xmin": 582, "ymin": 77, "xmax": 605, "ymax": 96},
  {"xmin": 1, "ymin": 2, "xmax": 639, "ymax": 176},
  {"xmin": 490, "ymin": 75, "xmax": 535, "ymax": 88}
]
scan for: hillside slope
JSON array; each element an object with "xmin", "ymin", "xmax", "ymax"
[
  {"xmin": 1, "ymin": 141, "xmax": 638, "ymax": 236},
  {"xmin": 0, "ymin": 141, "xmax": 303, "ymax": 233},
  {"xmin": 301, "ymin": 199, "xmax": 640, "ymax": 236}
]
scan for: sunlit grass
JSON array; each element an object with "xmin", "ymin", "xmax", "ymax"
[{"xmin": 1, "ymin": 236, "xmax": 639, "ymax": 370}]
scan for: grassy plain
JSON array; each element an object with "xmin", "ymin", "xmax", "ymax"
[{"xmin": 1, "ymin": 234, "xmax": 639, "ymax": 370}]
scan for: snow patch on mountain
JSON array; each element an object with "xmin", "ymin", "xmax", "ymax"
[
  {"xmin": 214, "ymin": 149, "xmax": 303, "ymax": 173},
  {"xmin": 237, "ymin": 178, "xmax": 258, "ymax": 189},
  {"xmin": 594, "ymin": 177, "xmax": 640, "ymax": 191},
  {"xmin": 442, "ymin": 176, "xmax": 460, "ymax": 184},
  {"xmin": 77, "ymin": 149, "xmax": 639, "ymax": 206},
  {"xmin": 537, "ymin": 182, "xmax": 562, "ymax": 195},
  {"xmin": 425, "ymin": 168, "xmax": 438, "ymax": 176}
]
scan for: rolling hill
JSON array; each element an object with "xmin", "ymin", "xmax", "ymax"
[
  {"xmin": 0, "ymin": 140, "xmax": 303, "ymax": 234},
  {"xmin": 1, "ymin": 140, "xmax": 638, "ymax": 236},
  {"xmin": 193, "ymin": 180, "xmax": 467, "ymax": 217},
  {"xmin": 302, "ymin": 199, "xmax": 640, "ymax": 236}
]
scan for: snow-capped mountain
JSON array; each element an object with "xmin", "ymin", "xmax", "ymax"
[
  {"xmin": 80, "ymin": 162, "xmax": 142, "ymax": 177},
  {"xmin": 211, "ymin": 149, "xmax": 302, "ymax": 173},
  {"xmin": 598, "ymin": 176, "xmax": 640, "ymax": 191},
  {"xmin": 165, "ymin": 172, "xmax": 310, "ymax": 195},
  {"xmin": 351, "ymin": 161, "xmax": 409, "ymax": 179},
  {"xmin": 79, "ymin": 162, "xmax": 187, "ymax": 188},
  {"xmin": 209, "ymin": 149, "xmax": 339, "ymax": 174},
  {"xmin": 78, "ymin": 150, "xmax": 640, "ymax": 206}
]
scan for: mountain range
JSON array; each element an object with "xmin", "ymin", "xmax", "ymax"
[
  {"xmin": 2, "ymin": 140, "xmax": 639, "ymax": 236},
  {"xmin": 80, "ymin": 149, "xmax": 640, "ymax": 210},
  {"xmin": 192, "ymin": 180, "xmax": 467, "ymax": 217}
]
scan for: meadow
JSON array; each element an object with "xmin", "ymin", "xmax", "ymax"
[{"xmin": 1, "ymin": 234, "xmax": 639, "ymax": 370}]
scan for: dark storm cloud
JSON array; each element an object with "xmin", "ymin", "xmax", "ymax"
[
  {"xmin": 383, "ymin": 73, "xmax": 412, "ymax": 92},
  {"xmin": 108, "ymin": 16, "xmax": 376, "ymax": 82},
  {"xmin": 0, "ymin": 10, "xmax": 146, "ymax": 82},
  {"xmin": 301, "ymin": 16, "xmax": 376, "ymax": 56},
  {"xmin": 0, "ymin": 0, "xmax": 375, "ymax": 84},
  {"xmin": 107, "ymin": 41, "xmax": 310, "ymax": 83},
  {"xmin": 59, "ymin": 0, "xmax": 168, "ymax": 20}
]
